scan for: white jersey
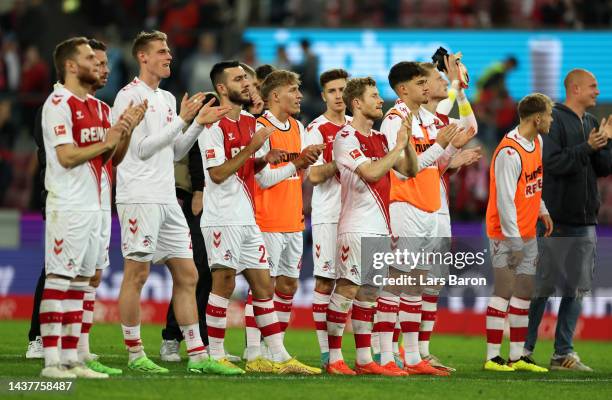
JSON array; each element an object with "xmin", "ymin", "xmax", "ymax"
[
  {"xmin": 333, "ymin": 124, "xmax": 391, "ymax": 236},
  {"xmin": 42, "ymin": 87, "xmax": 111, "ymax": 211},
  {"xmin": 101, "ymin": 162, "xmax": 112, "ymax": 211},
  {"xmin": 305, "ymin": 114, "xmax": 351, "ymax": 225},
  {"xmin": 113, "ymin": 77, "xmax": 187, "ymax": 204},
  {"xmin": 199, "ymin": 110, "xmax": 258, "ymax": 227}
]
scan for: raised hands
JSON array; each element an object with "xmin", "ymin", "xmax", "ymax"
[
  {"xmin": 248, "ymin": 126, "xmax": 275, "ymax": 153},
  {"xmin": 293, "ymin": 144, "xmax": 326, "ymax": 169},
  {"xmin": 396, "ymin": 112, "xmax": 414, "ymax": 149},
  {"xmin": 195, "ymin": 98, "xmax": 232, "ymax": 126},
  {"xmin": 448, "ymin": 146, "xmax": 482, "ymax": 169},
  {"xmin": 436, "ymin": 123, "xmax": 460, "ymax": 148},
  {"xmin": 450, "ymin": 126, "xmax": 476, "ymax": 149},
  {"xmin": 179, "ymin": 92, "xmax": 206, "ymax": 123}
]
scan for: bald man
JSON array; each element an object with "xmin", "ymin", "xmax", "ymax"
[{"xmin": 524, "ymin": 69, "xmax": 612, "ymax": 371}]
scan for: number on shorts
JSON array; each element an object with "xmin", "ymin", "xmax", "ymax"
[{"xmin": 259, "ymin": 245, "xmax": 267, "ymax": 263}]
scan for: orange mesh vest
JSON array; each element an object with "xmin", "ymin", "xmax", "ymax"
[
  {"xmin": 486, "ymin": 134, "xmax": 543, "ymax": 240},
  {"xmin": 388, "ymin": 110, "xmax": 441, "ymax": 212},
  {"xmin": 254, "ymin": 115, "xmax": 305, "ymax": 232}
]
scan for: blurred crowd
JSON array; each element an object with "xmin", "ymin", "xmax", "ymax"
[{"xmin": 1, "ymin": 0, "xmax": 612, "ymax": 222}]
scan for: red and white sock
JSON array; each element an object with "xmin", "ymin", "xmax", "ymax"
[
  {"xmin": 327, "ymin": 292, "xmax": 352, "ymax": 364},
  {"xmin": 508, "ymin": 296, "xmax": 530, "ymax": 361},
  {"xmin": 312, "ymin": 290, "xmax": 331, "ymax": 355},
  {"xmin": 371, "ymin": 314, "xmax": 380, "ymax": 356},
  {"xmin": 206, "ymin": 293, "xmax": 228, "ymax": 360},
  {"xmin": 252, "ymin": 297, "xmax": 290, "ymax": 362},
  {"xmin": 39, "ymin": 278, "xmax": 69, "ymax": 367},
  {"xmin": 60, "ymin": 281, "xmax": 86, "ymax": 365},
  {"xmin": 399, "ymin": 295, "xmax": 422, "ymax": 366},
  {"xmin": 122, "ymin": 324, "xmax": 145, "ymax": 362},
  {"xmin": 180, "ymin": 323, "xmax": 207, "ymax": 362},
  {"xmin": 392, "ymin": 321, "xmax": 401, "ymax": 354},
  {"xmin": 352, "ymin": 300, "xmax": 376, "ymax": 366},
  {"xmin": 273, "ymin": 289, "xmax": 293, "ymax": 335},
  {"xmin": 418, "ymin": 293, "xmax": 439, "ymax": 358},
  {"xmin": 244, "ymin": 292, "xmax": 262, "ymax": 360},
  {"xmin": 486, "ymin": 296, "xmax": 509, "ymax": 360},
  {"xmin": 77, "ymin": 285, "xmax": 95, "ymax": 362},
  {"xmin": 375, "ymin": 295, "xmax": 399, "ymax": 365}
]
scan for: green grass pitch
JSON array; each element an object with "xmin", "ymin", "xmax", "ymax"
[{"xmin": 1, "ymin": 320, "xmax": 611, "ymax": 400}]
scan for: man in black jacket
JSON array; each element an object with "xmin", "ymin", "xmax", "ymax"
[{"xmin": 524, "ymin": 69, "xmax": 612, "ymax": 371}]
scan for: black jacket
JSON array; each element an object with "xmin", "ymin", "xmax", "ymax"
[
  {"xmin": 542, "ymin": 103, "xmax": 612, "ymax": 225},
  {"xmin": 32, "ymin": 106, "xmax": 47, "ymax": 217}
]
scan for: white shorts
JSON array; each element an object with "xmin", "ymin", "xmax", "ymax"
[
  {"xmin": 202, "ymin": 225, "xmax": 269, "ymax": 274},
  {"xmin": 312, "ymin": 223, "xmax": 337, "ymax": 280},
  {"xmin": 96, "ymin": 210, "xmax": 112, "ymax": 270},
  {"xmin": 490, "ymin": 238, "xmax": 538, "ymax": 275},
  {"xmin": 117, "ymin": 203, "xmax": 192, "ymax": 264},
  {"xmin": 45, "ymin": 210, "xmax": 101, "ymax": 278},
  {"xmin": 261, "ymin": 231, "xmax": 303, "ymax": 279},
  {"xmin": 428, "ymin": 212, "xmax": 451, "ymax": 280},
  {"xmin": 390, "ymin": 202, "xmax": 438, "ymax": 271},
  {"xmin": 336, "ymin": 232, "xmax": 388, "ymax": 286}
]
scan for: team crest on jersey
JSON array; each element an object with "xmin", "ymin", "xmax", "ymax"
[
  {"xmin": 166, "ymin": 108, "xmax": 173, "ymax": 123},
  {"xmin": 360, "ymin": 143, "xmax": 368, "ymax": 152},
  {"xmin": 349, "ymin": 149, "xmax": 361, "ymax": 160},
  {"xmin": 267, "ymin": 257, "xmax": 274, "ymax": 270},
  {"xmin": 224, "ymin": 249, "xmax": 233, "ymax": 261},
  {"xmin": 350, "ymin": 265, "xmax": 359, "ymax": 276},
  {"xmin": 322, "ymin": 261, "xmax": 331, "ymax": 271},
  {"xmin": 143, "ymin": 235, "xmax": 153, "ymax": 248},
  {"xmin": 54, "ymin": 125, "xmax": 66, "ymax": 136},
  {"xmin": 66, "ymin": 258, "xmax": 75, "ymax": 271},
  {"xmin": 382, "ymin": 143, "xmax": 388, "ymax": 153},
  {"xmin": 327, "ymin": 135, "xmax": 334, "ymax": 143}
]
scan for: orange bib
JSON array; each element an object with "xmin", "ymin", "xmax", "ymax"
[
  {"xmin": 254, "ymin": 116, "xmax": 305, "ymax": 232},
  {"xmin": 388, "ymin": 110, "xmax": 441, "ymax": 212},
  {"xmin": 486, "ymin": 135, "xmax": 543, "ymax": 239}
]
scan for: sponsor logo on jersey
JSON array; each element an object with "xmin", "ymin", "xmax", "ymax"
[
  {"xmin": 206, "ymin": 149, "xmax": 216, "ymax": 160},
  {"xmin": 350, "ymin": 149, "xmax": 362, "ymax": 160},
  {"xmin": 51, "ymin": 95, "xmax": 63, "ymax": 105},
  {"xmin": 80, "ymin": 126, "xmax": 107, "ymax": 143},
  {"xmin": 227, "ymin": 132, "xmax": 235, "ymax": 141},
  {"xmin": 76, "ymin": 110, "xmax": 84, "ymax": 120},
  {"xmin": 54, "ymin": 125, "xmax": 66, "ymax": 136}
]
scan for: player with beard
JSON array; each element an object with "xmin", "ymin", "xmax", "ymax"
[
  {"xmin": 325, "ymin": 77, "xmax": 417, "ymax": 376},
  {"xmin": 39, "ymin": 37, "xmax": 142, "ymax": 378},
  {"xmin": 485, "ymin": 93, "xmax": 554, "ymax": 372},
  {"xmin": 200, "ymin": 61, "xmax": 320, "ymax": 375},
  {"xmin": 113, "ymin": 31, "xmax": 232, "ymax": 375}
]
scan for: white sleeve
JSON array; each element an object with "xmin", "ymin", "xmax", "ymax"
[
  {"xmin": 173, "ymin": 120, "xmax": 205, "ymax": 161},
  {"xmin": 113, "ymin": 91, "xmax": 187, "ymax": 161},
  {"xmin": 494, "ymin": 148, "xmax": 523, "ymax": 245},
  {"xmin": 255, "ymin": 163, "xmax": 297, "ymax": 189},
  {"xmin": 198, "ymin": 124, "xmax": 226, "ymax": 169},
  {"xmin": 417, "ymin": 142, "xmax": 445, "ymax": 170},
  {"xmin": 333, "ymin": 134, "xmax": 369, "ymax": 172},
  {"xmin": 380, "ymin": 114, "xmax": 401, "ymax": 150},
  {"xmin": 42, "ymin": 100, "xmax": 74, "ymax": 148},
  {"xmin": 436, "ymin": 143, "xmax": 459, "ymax": 172}
]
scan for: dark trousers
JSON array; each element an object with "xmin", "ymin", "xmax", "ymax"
[
  {"xmin": 161, "ymin": 192, "xmax": 211, "ymax": 344},
  {"xmin": 525, "ymin": 224, "xmax": 596, "ymax": 355},
  {"xmin": 28, "ymin": 267, "xmax": 46, "ymax": 341}
]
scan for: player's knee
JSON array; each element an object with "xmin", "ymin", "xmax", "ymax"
[
  {"xmin": 276, "ymin": 278, "xmax": 298, "ymax": 295},
  {"xmin": 314, "ymin": 277, "xmax": 334, "ymax": 294}
]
